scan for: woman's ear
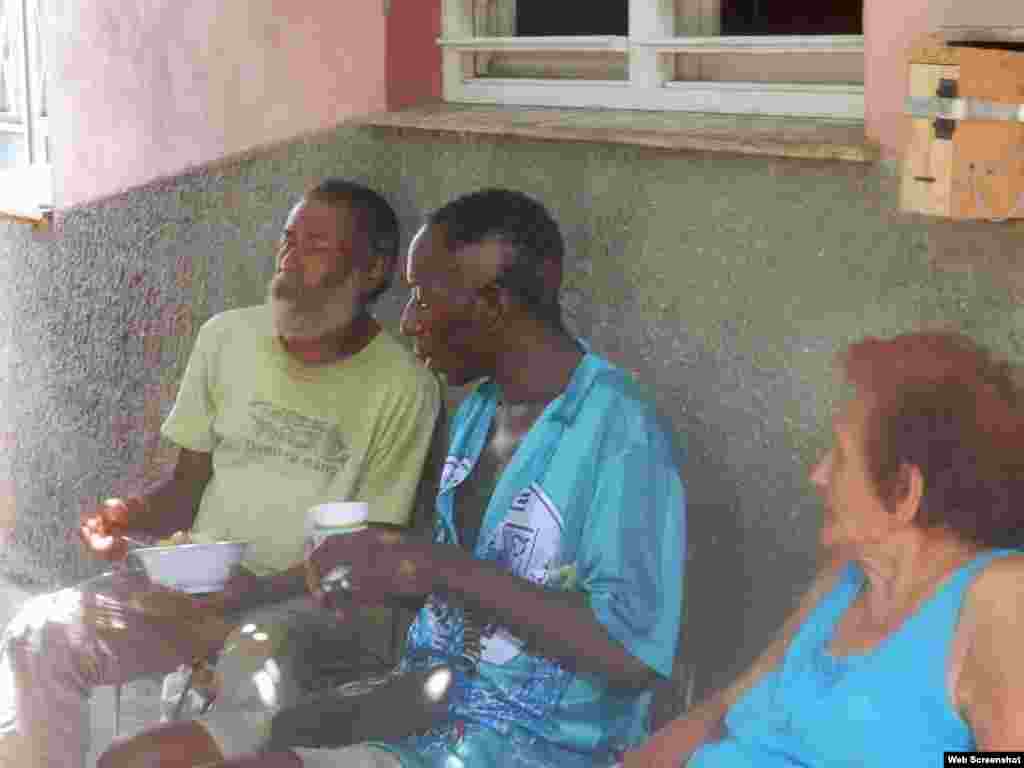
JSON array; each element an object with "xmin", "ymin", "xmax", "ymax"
[{"xmin": 892, "ymin": 463, "xmax": 925, "ymax": 525}]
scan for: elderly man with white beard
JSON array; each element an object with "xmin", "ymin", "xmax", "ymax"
[{"xmin": 0, "ymin": 179, "xmax": 441, "ymax": 768}]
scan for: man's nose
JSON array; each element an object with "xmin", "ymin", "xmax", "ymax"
[{"xmin": 809, "ymin": 451, "xmax": 831, "ymax": 487}]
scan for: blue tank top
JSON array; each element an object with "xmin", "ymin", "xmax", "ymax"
[{"xmin": 690, "ymin": 549, "xmax": 1019, "ymax": 768}]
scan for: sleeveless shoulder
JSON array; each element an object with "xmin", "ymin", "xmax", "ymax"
[{"xmin": 952, "ymin": 550, "xmax": 1024, "ymax": 722}]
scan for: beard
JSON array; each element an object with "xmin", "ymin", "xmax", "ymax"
[{"xmin": 268, "ymin": 268, "xmax": 362, "ymax": 341}]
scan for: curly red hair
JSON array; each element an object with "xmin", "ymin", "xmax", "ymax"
[{"xmin": 841, "ymin": 331, "xmax": 1024, "ymax": 548}]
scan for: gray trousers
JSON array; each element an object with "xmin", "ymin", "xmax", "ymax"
[{"xmin": 0, "ymin": 569, "xmax": 365, "ymax": 768}]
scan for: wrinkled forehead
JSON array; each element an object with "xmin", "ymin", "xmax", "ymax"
[
  {"xmin": 406, "ymin": 223, "xmax": 503, "ymax": 294},
  {"xmin": 284, "ymin": 197, "xmax": 355, "ymax": 239}
]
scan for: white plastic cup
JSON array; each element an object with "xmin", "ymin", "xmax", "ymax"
[
  {"xmin": 305, "ymin": 501, "xmax": 369, "ymax": 593},
  {"xmin": 306, "ymin": 501, "xmax": 369, "ymax": 552}
]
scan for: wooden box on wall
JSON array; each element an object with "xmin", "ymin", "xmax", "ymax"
[{"xmin": 901, "ymin": 36, "xmax": 1024, "ymax": 220}]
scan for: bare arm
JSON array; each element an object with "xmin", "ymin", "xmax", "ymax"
[
  {"xmin": 124, "ymin": 446, "xmax": 213, "ymax": 537},
  {"xmin": 80, "ymin": 446, "xmax": 212, "ymax": 561},
  {"xmin": 313, "ymin": 438, "xmax": 674, "ymax": 691},
  {"xmin": 311, "ymin": 528, "xmax": 660, "ymax": 690},
  {"xmin": 220, "ymin": 522, "xmax": 408, "ymax": 616},
  {"xmin": 956, "ymin": 554, "xmax": 1024, "ymax": 749},
  {"xmin": 624, "ymin": 555, "xmax": 849, "ymax": 768},
  {"xmin": 433, "ymin": 546, "xmax": 659, "ymax": 690}
]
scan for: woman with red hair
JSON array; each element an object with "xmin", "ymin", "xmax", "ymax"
[{"xmin": 627, "ymin": 330, "xmax": 1024, "ymax": 767}]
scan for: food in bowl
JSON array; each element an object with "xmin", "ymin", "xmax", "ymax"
[
  {"xmin": 156, "ymin": 529, "xmax": 217, "ymax": 547},
  {"xmin": 132, "ymin": 532, "xmax": 249, "ymax": 594}
]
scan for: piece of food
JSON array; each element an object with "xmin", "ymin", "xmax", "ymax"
[
  {"xmin": 157, "ymin": 530, "xmax": 193, "ymax": 546},
  {"xmin": 157, "ymin": 530, "xmax": 218, "ymax": 546}
]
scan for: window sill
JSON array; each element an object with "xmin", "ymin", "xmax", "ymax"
[
  {"xmin": 358, "ymin": 103, "xmax": 878, "ymax": 164},
  {"xmin": 0, "ymin": 164, "xmax": 54, "ymax": 229}
]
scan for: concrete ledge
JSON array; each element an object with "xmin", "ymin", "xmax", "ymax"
[
  {"xmin": 0, "ymin": 164, "xmax": 55, "ymax": 227},
  {"xmin": 359, "ymin": 103, "xmax": 879, "ymax": 163}
]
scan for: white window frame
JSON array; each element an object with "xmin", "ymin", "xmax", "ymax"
[
  {"xmin": 439, "ymin": 0, "xmax": 864, "ymax": 120},
  {"xmin": 1, "ymin": 0, "xmax": 53, "ymax": 220}
]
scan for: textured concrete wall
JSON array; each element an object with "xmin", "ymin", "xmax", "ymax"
[{"xmin": 1, "ymin": 128, "xmax": 1021, "ymax": 717}]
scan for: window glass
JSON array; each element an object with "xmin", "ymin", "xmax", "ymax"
[
  {"xmin": 720, "ymin": 0, "xmax": 862, "ymax": 36},
  {"xmin": 516, "ymin": 0, "xmax": 628, "ymax": 36}
]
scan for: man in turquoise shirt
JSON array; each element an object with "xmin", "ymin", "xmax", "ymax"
[
  {"xmin": 309, "ymin": 188, "xmax": 685, "ymax": 768},
  {"xmin": 103, "ymin": 189, "xmax": 685, "ymax": 768},
  {"xmin": 381, "ymin": 351, "xmax": 686, "ymax": 767}
]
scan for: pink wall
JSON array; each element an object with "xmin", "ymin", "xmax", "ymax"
[
  {"xmin": 52, "ymin": 0, "xmax": 389, "ymax": 207},
  {"xmin": 386, "ymin": 0, "xmax": 442, "ymax": 109},
  {"xmin": 863, "ymin": 0, "xmax": 951, "ymax": 161},
  {"xmin": 864, "ymin": 0, "xmax": 1024, "ymax": 161},
  {"xmin": 54, "ymin": 0, "xmax": 1020, "ymax": 203}
]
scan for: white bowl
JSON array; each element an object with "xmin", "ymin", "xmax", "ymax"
[{"xmin": 131, "ymin": 540, "xmax": 250, "ymax": 594}]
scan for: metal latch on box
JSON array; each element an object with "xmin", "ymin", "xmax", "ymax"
[
  {"xmin": 906, "ymin": 79, "xmax": 1024, "ymax": 141},
  {"xmin": 933, "ymin": 79, "xmax": 958, "ymax": 140}
]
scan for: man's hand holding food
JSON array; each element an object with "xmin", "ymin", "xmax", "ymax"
[
  {"xmin": 78, "ymin": 496, "xmax": 144, "ymax": 562},
  {"xmin": 306, "ymin": 527, "xmax": 438, "ymax": 620}
]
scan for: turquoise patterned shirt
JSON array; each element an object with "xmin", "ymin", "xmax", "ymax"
[{"xmin": 372, "ymin": 350, "xmax": 686, "ymax": 767}]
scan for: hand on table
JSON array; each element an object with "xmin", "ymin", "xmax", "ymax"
[{"xmin": 306, "ymin": 528, "xmax": 437, "ymax": 619}]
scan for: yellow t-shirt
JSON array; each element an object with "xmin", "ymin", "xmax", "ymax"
[{"xmin": 161, "ymin": 306, "xmax": 441, "ymax": 575}]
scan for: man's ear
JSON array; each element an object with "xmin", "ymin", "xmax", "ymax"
[
  {"xmin": 474, "ymin": 282, "xmax": 507, "ymax": 334},
  {"xmin": 363, "ymin": 254, "xmax": 389, "ymax": 294},
  {"xmin": 538, "ymin": 258, "xmax": 562, "ymax": 307}
]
